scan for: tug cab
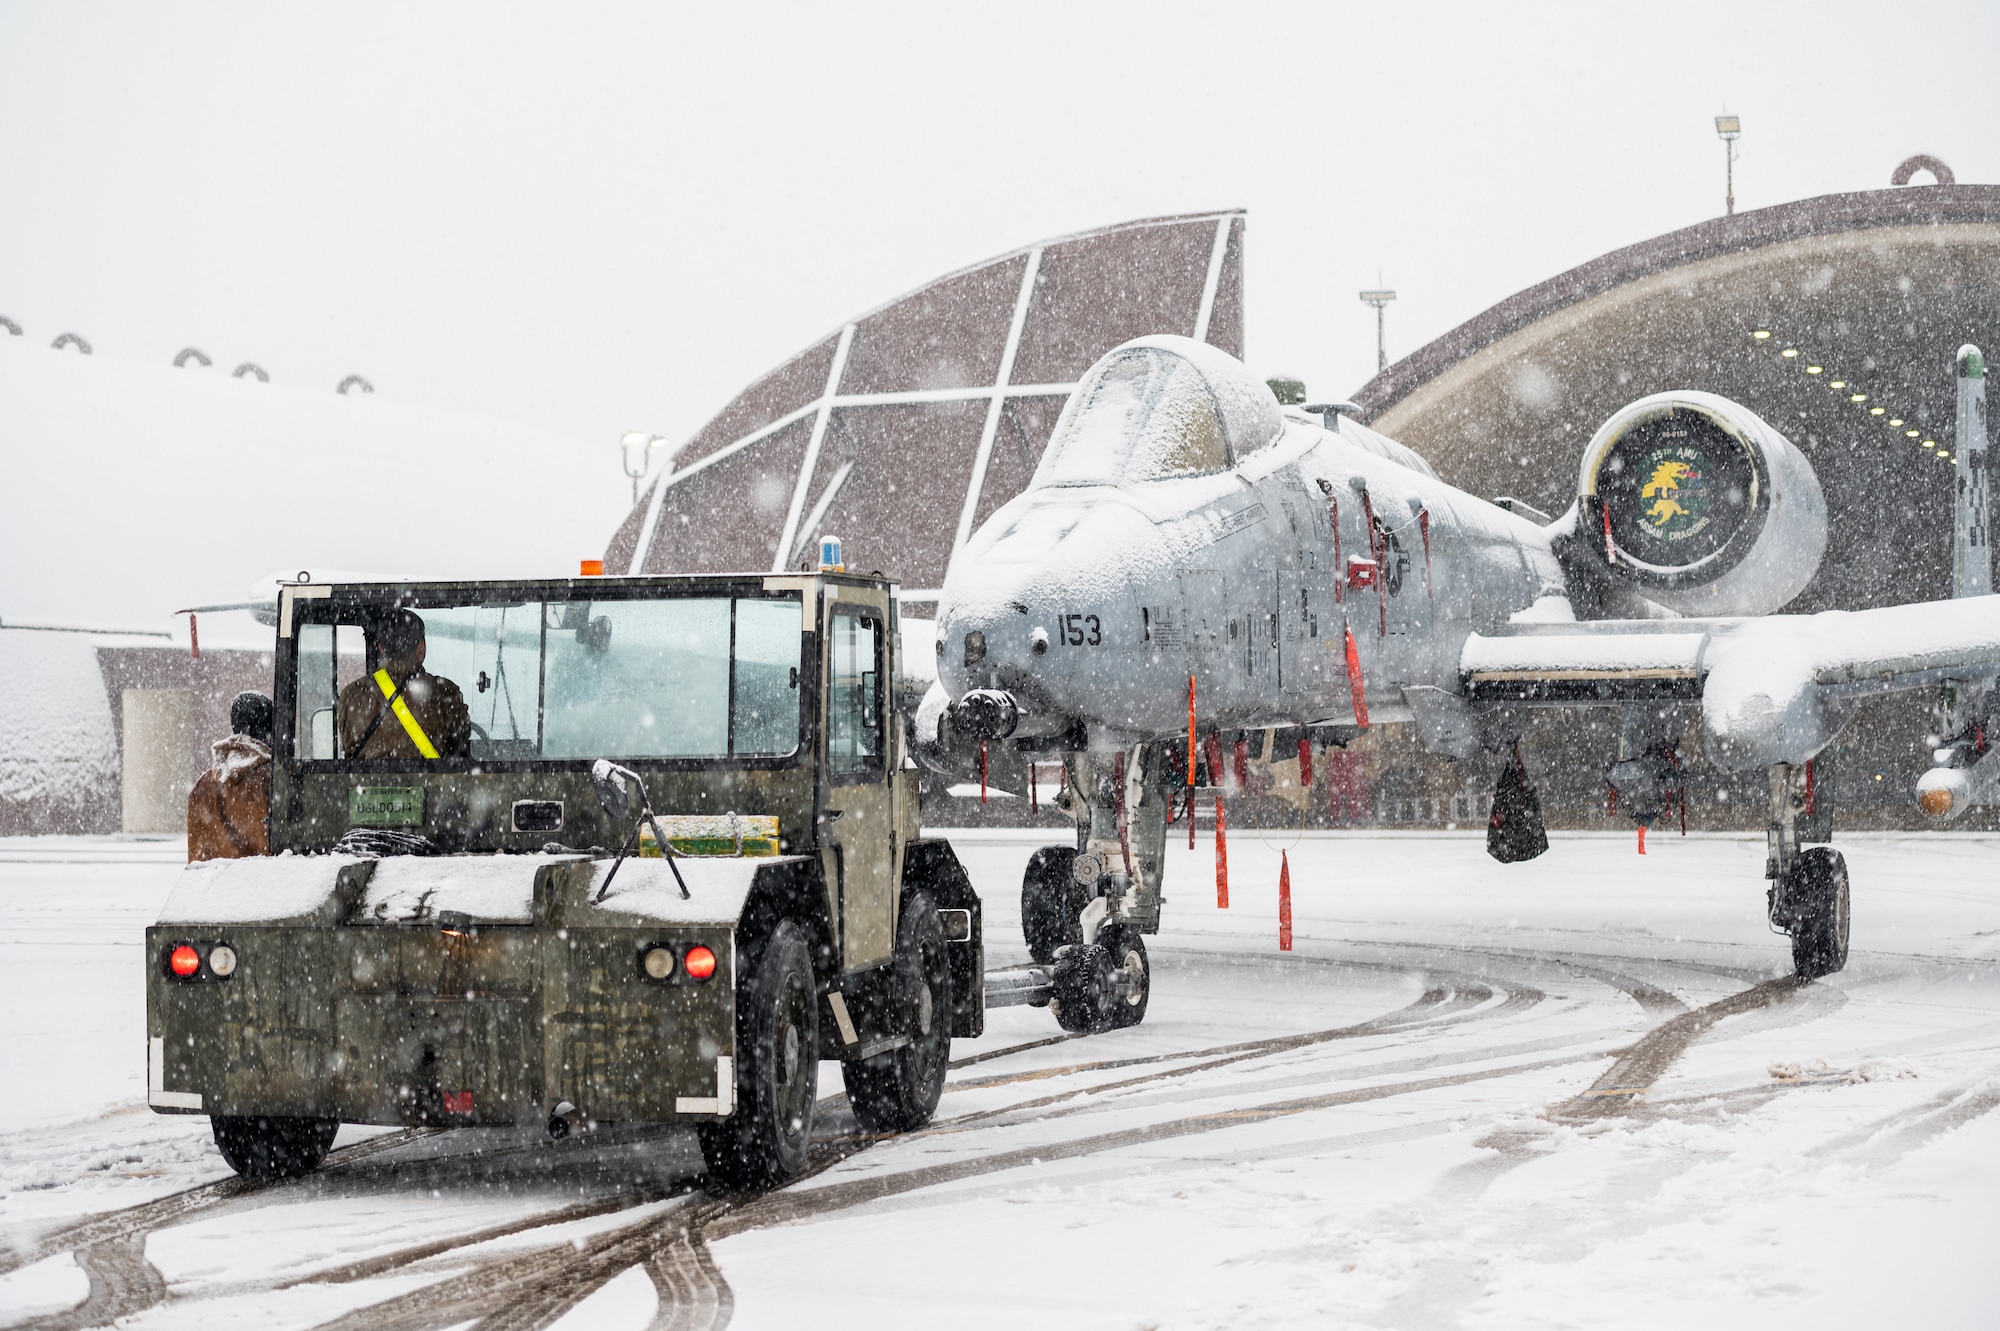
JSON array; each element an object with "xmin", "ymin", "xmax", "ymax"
[{"xmin": 146, "ymin": 571, "xmax": 983, "ymax": 1187}]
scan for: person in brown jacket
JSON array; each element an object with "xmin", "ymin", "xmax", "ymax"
[
  {"xmin": 187, "ymin": 692, "xmax": 274, "ymax": 861},
  {"xmin": 336, "ymin": 609, "xmax": 472, "ymax": 760}
]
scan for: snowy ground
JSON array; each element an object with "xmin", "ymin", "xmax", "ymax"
[{"xmin": 2, "ymin": 828, "xmax": 1998, "ymax": 1329}]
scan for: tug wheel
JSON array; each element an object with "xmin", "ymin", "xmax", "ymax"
[
  {"xmin": 210, "ymin": 1114, "xmax": 338, "ymax": 1179},
  {"xmin": 1050, "ymin": 943, "xmax": 1116, "ymax": 1033},
  {"xmin": 846, "ymin": 889, "xmax": 951, "ymax": 1134},
  {"xmin": 700, "ymin": 920, "xmax": 818, "ymax": 1189},
  {"xmin": 1022, "ymin": 845, "xmax": 1081, "ymax": 964},
  {"xmin": 1789, "ymin": 847, "xmax": 1851, "ymax": 980},
  {"xmin": 1095, "ymin": 924, "xmax": 1151, "ymax": 1029}
]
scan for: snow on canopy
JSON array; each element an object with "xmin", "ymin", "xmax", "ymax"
[
  {"xmin": 1031, "ymin": 335, "xmax": 1282, "ymax": 489},
  {"xmin": 0, "ymin": 338, "xmax": 613, "ymax": 643}
]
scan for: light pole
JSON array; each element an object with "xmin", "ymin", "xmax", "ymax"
[
  {"xmin": 1715, "ymin": 114, "xmax": 1741, "ymax": 215},
  {"xmin": 1359, "ymin": 289, "xmax": 1396, "ymax": 373},
  {"xmin": 620, "ymin": 432, "xmax": 669, "ymax": 506}
]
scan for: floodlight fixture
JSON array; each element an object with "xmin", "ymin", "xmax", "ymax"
[
  {"xmin": 1714, "ymin": 113, "xmax": 1742, "ymax": 214},
  {"xmin": 620, "ymin": 431, "xmax": 670, "ymax": 505},
  {"xmin": 1359, "ymin": 289, "xmax": 1397, "ymax": 372}
]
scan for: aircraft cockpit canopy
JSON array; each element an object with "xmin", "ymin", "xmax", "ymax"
[{"xmin": 1031, "ymin": 336, "xmax": 1284, "ymax": 489}]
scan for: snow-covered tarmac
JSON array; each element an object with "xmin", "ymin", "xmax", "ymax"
[{"xmin": 2, "ymin": 828, "xmax": 1997, "ymax": 1329}]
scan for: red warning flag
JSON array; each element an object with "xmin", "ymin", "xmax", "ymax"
[
  {"xmin": 1278, "ymin": 849, "xmax": 1293, "ymax": 951},
  {"xmin": 1215, "ymin": 795, "xmax": 1229, "ymax": 909},
  {"xmin": 1297, "ymin": 737, "xmax": 1313, "ymax": 789},
  {"xmin": 1344, "ymin": 626, "xmax": 1370, "ymax": 727}
]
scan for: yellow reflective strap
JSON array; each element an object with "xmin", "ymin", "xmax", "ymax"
[{"xmin": 373, "ymin": 668, "xmax": 441, "ymax": 760}]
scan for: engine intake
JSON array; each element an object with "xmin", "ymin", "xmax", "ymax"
[{"xmin": 1578, "ymin": 391, "xmax": 1826, "ymax": 616}]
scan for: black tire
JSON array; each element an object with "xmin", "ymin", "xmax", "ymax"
[
  {"xmin": 1050, "ymin": 943, "xmax": 1116, "ymax": 1033},
  {"xmin": 700, "ymin": 921, "xmax": 819, "ymax": 1189},
  {"xmin": 210, "ymin": 1114, "xmax": 338, "ymax": 1179},
  {"xmin": 1095, "ymin": 924, "xmax": 1151, "ymax": 1029},
  {"xmin": 1789, "ymin": 847, "xmax": 1851, "ymax": 980},
  {"xmin": 846, "ymin": 890, "xmax": 951, "ymax": 1134},
  {"xmin": 1022, "ymin": 845, "xmax": 1080, "ymax": 964}
]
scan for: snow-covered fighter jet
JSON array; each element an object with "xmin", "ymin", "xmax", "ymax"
[{"xmin": 919, "ymin": 334, "xmax": 2000, "ymax": 983}]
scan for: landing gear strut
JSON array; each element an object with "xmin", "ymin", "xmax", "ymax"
[
  {"xmin": 1016, "ymin": 747, "xmax": 1160, "ymax": 1031},
  {"xmin": 1764, "ymin": 761, "xmax": 1849, "ymax": 979}
]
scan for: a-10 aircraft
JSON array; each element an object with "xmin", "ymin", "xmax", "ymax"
[{"xmin": 915, "ymin": 334, "xmax": 1999, "ymax": 991}]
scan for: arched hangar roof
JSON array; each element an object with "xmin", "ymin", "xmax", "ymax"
[{"xmin": 605, "ymin": 210, "xmax": 1246, "ymax": 594}]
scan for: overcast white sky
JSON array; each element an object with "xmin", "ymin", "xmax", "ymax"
[{"xmin": 3, "ymin": 2, "xmax": 1994, "ymax": 531}]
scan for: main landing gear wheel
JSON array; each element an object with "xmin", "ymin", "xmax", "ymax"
[
  {"xmin": 846, "ymin": 889, "xmax": 951, "ymax": 1134},
  {"xmin": 700, "ymin": 920, "xmax": 818, "ymax": 1189},
  {"xmin": 1788, "ymin": 847, "xmax": 1851, "ymax": 980},
  {"xmin": 1050, "ymin": 942, "xmax": 1116, "ymax": 1033},
  {"xmin": 211, "ymin": 1114, "xmax": 338, "ymax": 1179},
  {"xmin": 1022, "ymin": 845, "xmax": 1082, "ymax": 964},
  {"xmin": 1095, "ymin": 923, "xmax": 1151, "ymax": 1029}
]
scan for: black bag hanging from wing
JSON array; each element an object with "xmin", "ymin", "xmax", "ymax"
[{"xmin": 1487, "ymin": 749, "xmax": 1549, "ymax": 863}]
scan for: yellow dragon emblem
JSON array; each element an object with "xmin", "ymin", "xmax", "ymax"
[{"xmin": 1640, "ymin": 459, "xmax": 1694, "ymax": 525}]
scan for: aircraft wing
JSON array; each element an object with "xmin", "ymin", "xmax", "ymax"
[{"xmin": 1461, "ymin": 596, "xmax": 2000, "ymax": 770}]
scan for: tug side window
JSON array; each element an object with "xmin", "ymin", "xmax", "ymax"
[{"xmin": 827, "ymin": 605, "xmax": 883, "ymax": 781}]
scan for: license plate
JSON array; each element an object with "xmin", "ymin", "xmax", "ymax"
[{"xmin": 350, "ymin": 786, "xmax": 424, "ymax": 827}]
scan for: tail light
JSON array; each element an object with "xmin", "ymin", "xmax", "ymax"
[
  {"xmin": 163, "ymin": 941, "xmax": 237, "ymax": 981},
  {"xmin": 682, "ymin": 945, "xmax": 718, "ymax": 981}
]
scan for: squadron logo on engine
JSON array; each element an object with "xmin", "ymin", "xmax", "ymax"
[{"xmin": 1635, "ymin": 445, "xmax": 1711, "ymax": 541}]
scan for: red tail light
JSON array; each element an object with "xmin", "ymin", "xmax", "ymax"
[
  {"xmin": 168, "ymin": 944, "xmax": 202, "ymax": 978},
  {"xmin": 682, "ymin": 945, "xmax": 717, "ymax": 981}
]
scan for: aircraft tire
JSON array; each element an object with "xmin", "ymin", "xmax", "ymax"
[
  {"xmin": 845, "ymin": 890, "xmax": 951, "ymax": 1134},
  {"xmin": 1095, "ymin": 924, "xmax": 1151, "ymax": 1029},
  {"xmin": 1022, "ymin": 845, "xmax": 1081, "ymax": 964},
  {"xmin": 1050, "ymin": 943, "xmax": 1116, "ymax": 1033},
  {"xmin": 700, "ymin": 921, "xmax": 818, "ymax": 1189},
  {"xmin": 210, "ymin": 1114, "xmax": 338, "ymax": 1179},
  {"xmin": 1788, "ymin": 847, "xmax": 1851, "ymax": 980}
]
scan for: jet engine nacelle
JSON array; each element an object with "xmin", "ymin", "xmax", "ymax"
[{"xmin": 1575, "ymin": 391, "xmax": 1827, "ymax": 616}]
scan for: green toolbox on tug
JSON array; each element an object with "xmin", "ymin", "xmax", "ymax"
[{"xmin": 146, "ymin": 570, "xmax": 985, "ymax": 1188}]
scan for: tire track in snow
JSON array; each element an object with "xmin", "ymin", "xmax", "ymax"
[
  {"xmin": 1551, "ymin": 975, "xmax": 1812, "ymax": 1120},
  {"xmin": 23, "ymin": 1232, "xmax": 163, "ymax": 1331},
  {"xmin": 0, "ymin": 1125, "xmax": 440, "ymax": 1280},
  {"xmin": 297, "ymin": 976, "xmax": 1487, "ymax": 1331}
]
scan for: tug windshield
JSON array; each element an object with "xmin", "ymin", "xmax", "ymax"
[
  {"xmin": 1032, "ymin": 348, "xmax": 1231, "ymax": 488},
  {"xmin": 290, "ymin": 591, "xmax": 803, "ymax": 764}
]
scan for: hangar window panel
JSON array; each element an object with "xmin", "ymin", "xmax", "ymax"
[
  {"xmin": 643, "ymin": 417, "xmax": 814, "ymax": 574},
  {"xmin": 1009, "ymin": 223, "xmax": 1213, "ymax": 385},
  {"xmin": 814, "ymin": 400, "xmax": 986, "ymax": 588},
  {"xmin": 1202, "ymin": 217, "xmax": 1247, "ymax": 358},
  {"xmin": 971, "ymin": 396, "xmax": 1066, "ymax": 531},
  {"xmin": 840, "ymin": 257, "xmax": 1025, "ymax": 395},
  {"xmin": 673, "ymin": 336, "xmax": 839, "ymax": 472}
]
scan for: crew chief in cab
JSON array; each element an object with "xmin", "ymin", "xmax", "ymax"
[{"xmin": 337, "ymin": 608, "xmax": 472, "ymax": 759}]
